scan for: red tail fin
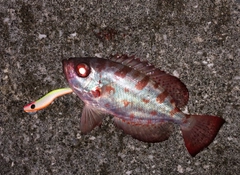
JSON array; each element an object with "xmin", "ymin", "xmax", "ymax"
[{"xmin": 180, "ymin": 115, "xmax": 225, "ymax": 157}]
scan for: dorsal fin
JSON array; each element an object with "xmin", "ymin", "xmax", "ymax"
[{"xmin": 109, "ymin": 54, "xmax": 189, "ymax": 108}]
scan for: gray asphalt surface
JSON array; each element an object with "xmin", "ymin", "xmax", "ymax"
[{"xmin": 0, "ymin": 0, "xmax": 239, "ymax": 174}]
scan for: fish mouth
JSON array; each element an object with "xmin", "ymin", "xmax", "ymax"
[
  {"xmin": 62, "ymin": 58, "xmax": 75, "ymax": 80},
  {"xmin": 62, "ymin": 59, "xmax": 69, "ymax": 79}
]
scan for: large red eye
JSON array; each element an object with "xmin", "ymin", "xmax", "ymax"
[{"xmin": 76, "ymin": 63, "xmax": 91, "ymax": 77}]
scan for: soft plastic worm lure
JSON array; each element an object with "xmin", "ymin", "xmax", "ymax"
[{"xmin": 24, "ymin": 88, "xmax": 73, "ymax": 113}]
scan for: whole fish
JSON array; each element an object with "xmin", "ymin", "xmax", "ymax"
[{"xmin": 62, "ymin": 55, "xmax": 225, "ymax": 157}]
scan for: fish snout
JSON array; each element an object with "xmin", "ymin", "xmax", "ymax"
[
  {"xmin": 62, "ymin": 59, "xmax": 69, "ymax": 78},
  {"xmin": 62, "ymin": 58, "xmax": 75, "ymax": 80},
  {"xmin": 62, "ymin": 59, "xmax": 69, "ymax": 69}
]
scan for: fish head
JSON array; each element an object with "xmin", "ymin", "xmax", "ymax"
[{"xmin": 62, "ymin": 57, "xmax": 101, "ymax": 101}]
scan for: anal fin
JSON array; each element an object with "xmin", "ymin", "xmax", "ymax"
[
  {"xmin": 80, "ymin": 105, "xmax": 105, "ymax": 134},
  {"xmin": 114, "ymin": 118, "xmax": 174, "ymax": 143}
]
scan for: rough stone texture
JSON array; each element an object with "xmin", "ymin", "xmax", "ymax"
[{"xmin": 0, "ymin": 0, "xmax": 239, "ymax": 174}]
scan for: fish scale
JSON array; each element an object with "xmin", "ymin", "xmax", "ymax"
[
  {"xmin": 62, "ymin": 55, "xmax": 225, "ymax": 157},
  {"xmin": 94, "ymin": 58, "xmax": 183, "ymax": 123}
]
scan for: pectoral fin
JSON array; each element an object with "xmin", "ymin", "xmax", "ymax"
[
  {"xmin": 80, "ymin": 105, "xmax": 104, "ymax": 134},
  {"xmin": 114, "ymin": 118, "xmax": 174, "ymax": 142}
]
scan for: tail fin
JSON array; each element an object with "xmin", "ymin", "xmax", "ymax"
[{"xmin": 180, "ymin": 115, "xmax": 225, "ymax": 157}]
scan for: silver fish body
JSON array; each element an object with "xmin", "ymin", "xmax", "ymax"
[
  {"xmin": 63, "ymin": 55, "xmax": 225, "ymax": 157},
  {"xmin": 63, "ymin": 57, "xmax": 184, "ymax": 124}
]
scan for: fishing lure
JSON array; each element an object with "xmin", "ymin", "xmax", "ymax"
[
  {"xmin": 62, "ymin": 55, "xmax": 225, "ymax": 157},
  {"xmin": 24, "ymin": 88, "xmax": 73, "ymax": 113}
]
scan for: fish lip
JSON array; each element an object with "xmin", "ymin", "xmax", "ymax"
[
  {"xmin": 62, "ymin": 58, "xmax": 76, "ymax": 82},
  {"xmin": 62, "ymin": 59, "xmax": 68, "ymax": 70},
  {"xmin": 62, "ymin": 59, "xmax": 69, "ymax": 80}
]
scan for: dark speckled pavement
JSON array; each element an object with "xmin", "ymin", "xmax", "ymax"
[{"xmin": 0, "ymin": 1, "xmax": 239, "ymax": 174}]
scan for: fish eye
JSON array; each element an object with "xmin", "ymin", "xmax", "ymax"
[
  {"xmin": 76, "ymin": 63, "xmax": 91, "ymax": 78},
  {"xmin": 31, "ymin": 104, "xmax": 36, "ymax": 109}
]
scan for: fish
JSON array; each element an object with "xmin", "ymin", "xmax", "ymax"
[
  {"xmin": 62, "ymin": 54, "xmax": 225, "ymax": 157},
  {"xmin": 24, "ymin": 88, "xmax": 73, "ymax": 114}
]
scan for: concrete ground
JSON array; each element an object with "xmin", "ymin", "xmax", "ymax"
[{"xmin": 0, "ymin": 0, "xmax": 239, "ymax": 174}]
